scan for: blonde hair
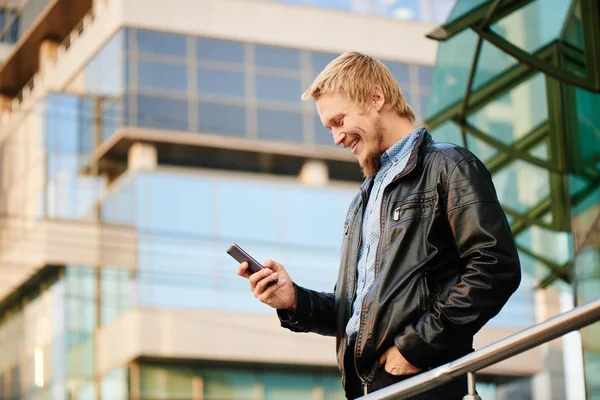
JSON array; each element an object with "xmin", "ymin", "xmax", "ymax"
[{"xmin": 302, "ymin": 51, "xmax": 415, "ymax": 122}]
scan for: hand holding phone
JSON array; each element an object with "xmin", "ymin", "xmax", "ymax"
[
  {"xmin": 227, "ymin": 243, "xmax": 279, "ymax": 284},
  {"xmin": 228, "ymin": 243, "xmax": 296, "ymax": 311}
]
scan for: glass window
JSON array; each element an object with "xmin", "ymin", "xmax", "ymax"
[
  {"xmin": 386, "ymin": 62, "xmax": 410, "ymax": 86},
  {"xmin": 376, "ymin": 0, "xmax": 421, "ymax": 20},
  {"xmin": 204, "ymin": 370, "xmax": 259, "ymax": 400},
  {"xmin": 136, "ymin": 172, "xmax": 216, "ymax": 237},
  {"xmin": 447, "ymin": 0, "xmax": 489, "ymax": 22},
  {"xmin": 198, "ymin": 68, "xmax": 245, "ymax": 98},
  {"xmin": 561, "ymin": 0, "xmax": 584, "ymax": 51},
  {"xmin": 137, "ymin": 95, "xmax": 189, "ymax": 131},
  {"xmin": 465, "ymin": 134, "xmax": 499, "ymax": 164},
  {"xmin": 311, "ymin": 51, "xmax": 337, "ymax": 73},
  {"xmin": 430, "ymin": 121, "xmax": 463, "ymax": 145},
  {"xmin": 101, "ymin": 368, "xmax": 128, "ymax": 400},
  {"xmin": 198, "ymin": 102, "xmax": 246, "ymax": 137},
  {"xmin": 418, "ymin": 65, "xmax": 433, "ymax": 88},
  {"xmin": 138, "ymin": 60, "xmax": 188, "ymax": 92},
  {"xmin": 468, "ymin": 73, "xmax": 548, "ymax": 145},
  {"xmin": 255, "ymin": 44, "xmax": 300, "ymax": 70},
  {"xmin": 140, "ymin": 365, "xmax": 194, "ymax": 399},
  {"xmin": 472, "ymin": 41, "xmax": 518, "ymax": 91},
  {"xmin": 426, "ymin": 28, "xmax": 477, "ymax": 119},
  {"xmin": 574, "ymin": 87, "xmax": 600, "ymax": 164},
  {"xmin": 257, "ymin": 109, "xmax": 303, "ymax": 142},
  {"xmin": 217, "ymin": 181, "xmax": 280, "ymax": 243},
  {"xmin": 263, "ymin": 373, "xmax": 316, "ymax": 400},
  {"xmin": 197, "ymin": 37, "xmax": 245, "ymax": 64},
  {"xmin": 491, "ymin": 0, "xmax": 571, "ymax": 54},
  {"xmin": 314, "ymin": 115, "xmax": 334, "ymax": 146},
  {"xmin": 492, "ymin": 160, "xmax": 550, "ymax": 213},
  {"xmin": 516, "ymin": 226, "xmax": 572, "ymax": 266},
  {"xmin": 136, "ymin": 29, "xmax": 187, "ymax": 58},
  {"xmin": 256, "ymin": 75, "xmax": 302, "ymax": 102}
]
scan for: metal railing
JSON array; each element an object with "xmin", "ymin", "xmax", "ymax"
[{"xmin": 359, "ymin": 298, "xmax": 600, "ymax": 400}]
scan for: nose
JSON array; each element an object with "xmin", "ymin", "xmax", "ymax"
[{"xmin": 332, "ymin": 128, "xmax": 346, "ymax": 147}]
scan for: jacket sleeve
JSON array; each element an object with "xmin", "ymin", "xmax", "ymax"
[
  {"xmin": 395, "ymin": 156, "xmax": 522, "ymax": 368},
  {"xmin": 276, "ymin": 283, "xmax": 337, "ymax": 336}
]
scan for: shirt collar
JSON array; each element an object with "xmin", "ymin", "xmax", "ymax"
[{"xmin": 379, "ymin": 126, "xmax": 424, "ymax": 168}]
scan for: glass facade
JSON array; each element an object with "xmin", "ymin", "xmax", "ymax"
[
  {"xmin": 256, "ymin": 0, "xmax": 457, "ymax": 24},
  {"xmin": 427, "ymin": 0, "xmax": 600, "ymax": 397},
  {"xmin": 0, "ymin": 0, "xmax": 50, "ymax": 45},
  {"xmin": 0, "ymin": 267, "xmax": 99, "ymax": 399},
  {"xmin": 139, "ymin": 363, "xmax": 345, "ymax": 400},
  {"xmin": 74, "ymin": 28, "xmax": 433, "ymax": 148}
]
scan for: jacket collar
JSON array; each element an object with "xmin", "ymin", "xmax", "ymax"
[{"xmin": 359, "ymin": 128, "xmax": 432, "ymax": 193}]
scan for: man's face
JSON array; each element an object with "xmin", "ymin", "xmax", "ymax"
[{"xmin": 317, "ymin": 94, "xmax": 385, "ymax": 178}]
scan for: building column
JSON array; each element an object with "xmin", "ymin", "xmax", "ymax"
[
  {"xmin": 298, "ymin": 159, "xmax": 329, "ymax": 186},
  {"xmin": 39, "ymin": 39, "xmax": 60, "ymax": 72},
  {"xmin": 128, "ymin": 142, "xmax": 158, "ymax": 171}
]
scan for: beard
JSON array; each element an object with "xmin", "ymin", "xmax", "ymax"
[{"xmin": 359, "ymin": 118, "xmax": 385, "ymax": 178}]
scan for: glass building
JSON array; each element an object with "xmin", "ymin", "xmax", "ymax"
[{"xmin": 0, "ymin": 0, "xmax": 596, "ymax": 399}]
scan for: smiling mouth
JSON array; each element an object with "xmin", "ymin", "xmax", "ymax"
[{"xmin": 350, "ymin": 139, "xmax": 359, "ymax": 153}]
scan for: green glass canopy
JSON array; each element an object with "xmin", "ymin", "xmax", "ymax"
[{"xmin": 425, "ymin": 0, "xmax": 600, "ymax": 290}]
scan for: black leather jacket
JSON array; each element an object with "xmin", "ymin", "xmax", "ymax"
[{"xmin": 278, "ymin": 130, "xmax": 521, "ymax": 387}]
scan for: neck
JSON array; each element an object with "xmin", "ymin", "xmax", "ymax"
[{"xmin": 380, "ymin": 113, "xmax": 416, "ymax": 151}]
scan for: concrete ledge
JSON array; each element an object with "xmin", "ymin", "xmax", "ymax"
[{"xmin": 97, "ymin": 307, "xmax": 544, "ymax": 377}]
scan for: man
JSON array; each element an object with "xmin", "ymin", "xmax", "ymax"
[{"xmin": 237, "ymin": 52, "xmax": 521, "ymax": 399}]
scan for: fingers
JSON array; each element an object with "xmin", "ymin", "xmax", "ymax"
[
  {"xmin": 248, "ymin": 267, "xmax": 274, "ymax": 290},
  {"xmin": 253, "ymin": 269, "xmax": 280, "ymax": 295},
  {"xmin": 237, "ymin": 262, "xmax": 250, "ymax": 278},
  {"xmin": 257, "ymin": 276, "xmax": 286, "ymax": 305}
]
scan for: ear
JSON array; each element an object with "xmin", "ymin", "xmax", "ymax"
[{"xmin": 372, "ymin": 86, "xmax": 385, "ymax": 112}]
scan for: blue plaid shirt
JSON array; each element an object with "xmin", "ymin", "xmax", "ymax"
[{"xmin": 345, "ymin": 127, "xmax": 422, "ymax": 337}]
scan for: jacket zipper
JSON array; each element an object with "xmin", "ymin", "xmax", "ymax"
[
  {"xmin": 393, "ymin": 201, "xmax": 429, "ymax": 221},
  {"xmin": 353, "ymin": 158, "xmax": 419, "ymax": 385}
]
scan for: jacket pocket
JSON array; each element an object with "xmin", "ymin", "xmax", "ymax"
[{"xmin": 391, "ymin": 199, "xmax": 434, "ymax": 225}]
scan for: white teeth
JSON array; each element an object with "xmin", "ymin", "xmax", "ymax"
[{"xmin": 351, "ymin": 139, "xmax": 359, "ymax": 149}]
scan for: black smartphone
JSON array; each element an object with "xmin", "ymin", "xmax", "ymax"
[{"xmin": 227, "ymin": 243, "xmax": 279, "ymax": 284}]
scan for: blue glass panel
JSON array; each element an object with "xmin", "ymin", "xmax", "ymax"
[
  {"xmin": 198, "ymin": 102, "xmax": 246, "ymax": 137},
  {"xmin": 197, "ymin": 37, "xmax": 245, "ymax": 63},
  {"xmin": 255, "ymin": 44, "xmax": 300, "ymax": 70},
  {"xmin": 418, "ymin": 65, "xmax": 433, "ymax": 88},
  {"xmin": 386, "ymin": 62, "xmax": 410, "ymax": 86},
  {"xmin": 279, "ymin": 186, "xmax": 348, "ymax": 248},
  {"xmin": 375, "ymin": 0, "xmax": 421, "ymax": 20},
  {"xmin": 430, "ymin": 0, "xmax": 458, "ymax": 24},
  {"xmin": 492, "ymin": 160, "xmax": 550, "ymax": 213},
  {"xmin": 137, "ymin": 95, "xmax": 189, "ymax": 131},
  {"xmin": 447, "ymin": 0, "xmax": 489, "ymax": 22},
  {"xmin": 136, "ymin": 172, "xmax": 215, "ymax": 236},
  {"xmin": 257, "ymin": 109, "xmax": 303, "ymax": 142},
  {"xmin": 311, "ymin": 51, "xmax": 337, "ymax": 73},
  {"xmin": 314, "ymin": 115, "xmax": 335, "ymax": 146},
  {"xmin": 472, "ymin": 41, "xmax": 518, "ymax": 91},
  {"xmin": 430, "ymin": 121, "xmax": 462, "ymax": 145},
  {"xmin": 136, "ymin": 29, "xmax": 187, "ymax": 58},
  {"xmin": 218, "ymin": 181, "xmax": 280, "ymax": 243},
  {"xmin": 85, "ymin": 30, "xmax": 125, "ymax": 95},
  {"xmin": 426, "ymin": 29, "xmax": 477, "ymax": 119},
  {"xmin": 256, "ymin": 75, "xmax": 302, "ymax": 102},
  {"xmin": 101, "ymin": 99, "xmax": 123, "ymax": 143},
  {"xmin": 198, "ymin": 68, "xmax": 245, "ymax": 98},
  {"xmin": 574, "ymin": 87, "xmax": 600, "ymax": 164},
  {"xmin": 491, "ymin": 0, "xmax": 571, "ymax": 54},
  {"xmin": 138, "ymin": 60, "xmax": 188, "ymax": 92}
]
